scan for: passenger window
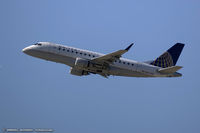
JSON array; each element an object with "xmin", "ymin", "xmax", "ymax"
[
  {"xmin": 80, "ymin": 53, "xmax": 82, "ymax": 55},
  {"xmin": 63, "ymin": 48, "xmax": 65, "ymax": 51},
  {"xmin": 93, "ymin": 55, "xmax": 95, "ymax": 57},
  {"xmin": 119, "ymin": 61, "xmax": 121, "ymax": 63},
  {"xmin": 132, "ymin": 64, "xmax": 134, "ymax": 66},
  {"xmin": 123, "ymin": 62, "xmax": 125, "ymax": 64},
  {"xmin": 127, "ymin": 63, "xmax": 130, "ymax": 65},
  {"xmin": 76, "ymin": 51, "xmax": 78, "ymax": 54},
  {"xmin": 58, "ymin": 47, "xmax": 61, "ymax": 50},
  {"xmin": 89, "ymin": 54, "xmax": 91, "ymax": 56},
  {"xmin": 84, "ymin": 53, "xmax": 87, "ymax": 56}
]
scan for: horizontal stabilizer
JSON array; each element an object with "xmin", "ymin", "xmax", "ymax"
[{"xmin": 158, "ymin": 66, "xmax": 183, "ymax": 74}]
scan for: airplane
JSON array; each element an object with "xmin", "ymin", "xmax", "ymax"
[{"xmin": 22, "ymin": 42, "xmax": 184, "ymax": 78}]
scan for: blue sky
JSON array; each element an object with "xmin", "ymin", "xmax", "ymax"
[{"xmin": 0, "ymin": 0, "xmax": 200, "ymax": 133}]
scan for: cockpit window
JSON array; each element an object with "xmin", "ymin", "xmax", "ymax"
[{"xmin": 34, "ymin": 43, "xmax": 42, "ymax": 46}]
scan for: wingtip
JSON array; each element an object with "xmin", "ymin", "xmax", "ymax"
[{"xmin": 125, "ymin": 43, "xmax": 134, "ymax": 51}]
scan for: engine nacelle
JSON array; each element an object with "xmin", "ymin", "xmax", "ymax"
[
  {"xmin": 75, "ymin": 58, "xmax": 90, "ymax": 68},
  {"xmin": 70, "ymin": 67, "xmax": 89, "ymax": 76}
]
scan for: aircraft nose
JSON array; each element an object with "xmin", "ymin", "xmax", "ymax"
[
  {"xmin": 22, "ymin": 47, "xmax": 30, "ymax": 54},
  {"xmin": 22, "ymin": 46, "xmax": 35, "ymax": 55}
]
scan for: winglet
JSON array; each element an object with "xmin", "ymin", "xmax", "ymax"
[{"xmin": 125, "ymin": 43, "xmax": 134, "ymax": 51}]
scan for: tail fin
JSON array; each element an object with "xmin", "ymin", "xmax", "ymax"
[{"xmin": 150, "ymin": 43, "xmax": 185, "ymax": 68}]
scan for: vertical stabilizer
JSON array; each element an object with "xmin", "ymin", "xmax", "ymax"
[{"xmin": 151, "ymin": 43, "xmax": 185, "ymax": 68}]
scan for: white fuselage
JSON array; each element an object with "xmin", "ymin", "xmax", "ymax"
[{"xmin": 22, "ymin": 42, "xmax": 181, "ymax": 77}]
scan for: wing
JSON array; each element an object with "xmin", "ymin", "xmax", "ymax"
[{"xmin": 92, "ymin": 43, "xmax": 134, "ymax": 64}]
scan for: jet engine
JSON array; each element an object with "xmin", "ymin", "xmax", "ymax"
[
  {"xmin": 75, "ymin": 58, "xmax": 90, "ymax": 68},
  {"xmin": 70, "ymin": 67, "xmax": 89, "ymax": 76}
]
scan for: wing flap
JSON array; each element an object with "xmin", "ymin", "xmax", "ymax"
[{"xmin": 158, "ymin": 66, "xmax": 183, "ymax": 74}]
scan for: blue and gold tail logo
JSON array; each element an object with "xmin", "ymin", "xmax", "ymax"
[
  {"xmin": 150, "ymin": 43, "xmax": 185, "ymax": 68},
  {"xmin": 150, "ymin": 52, "xmax": 174, "ymax": 68}
]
